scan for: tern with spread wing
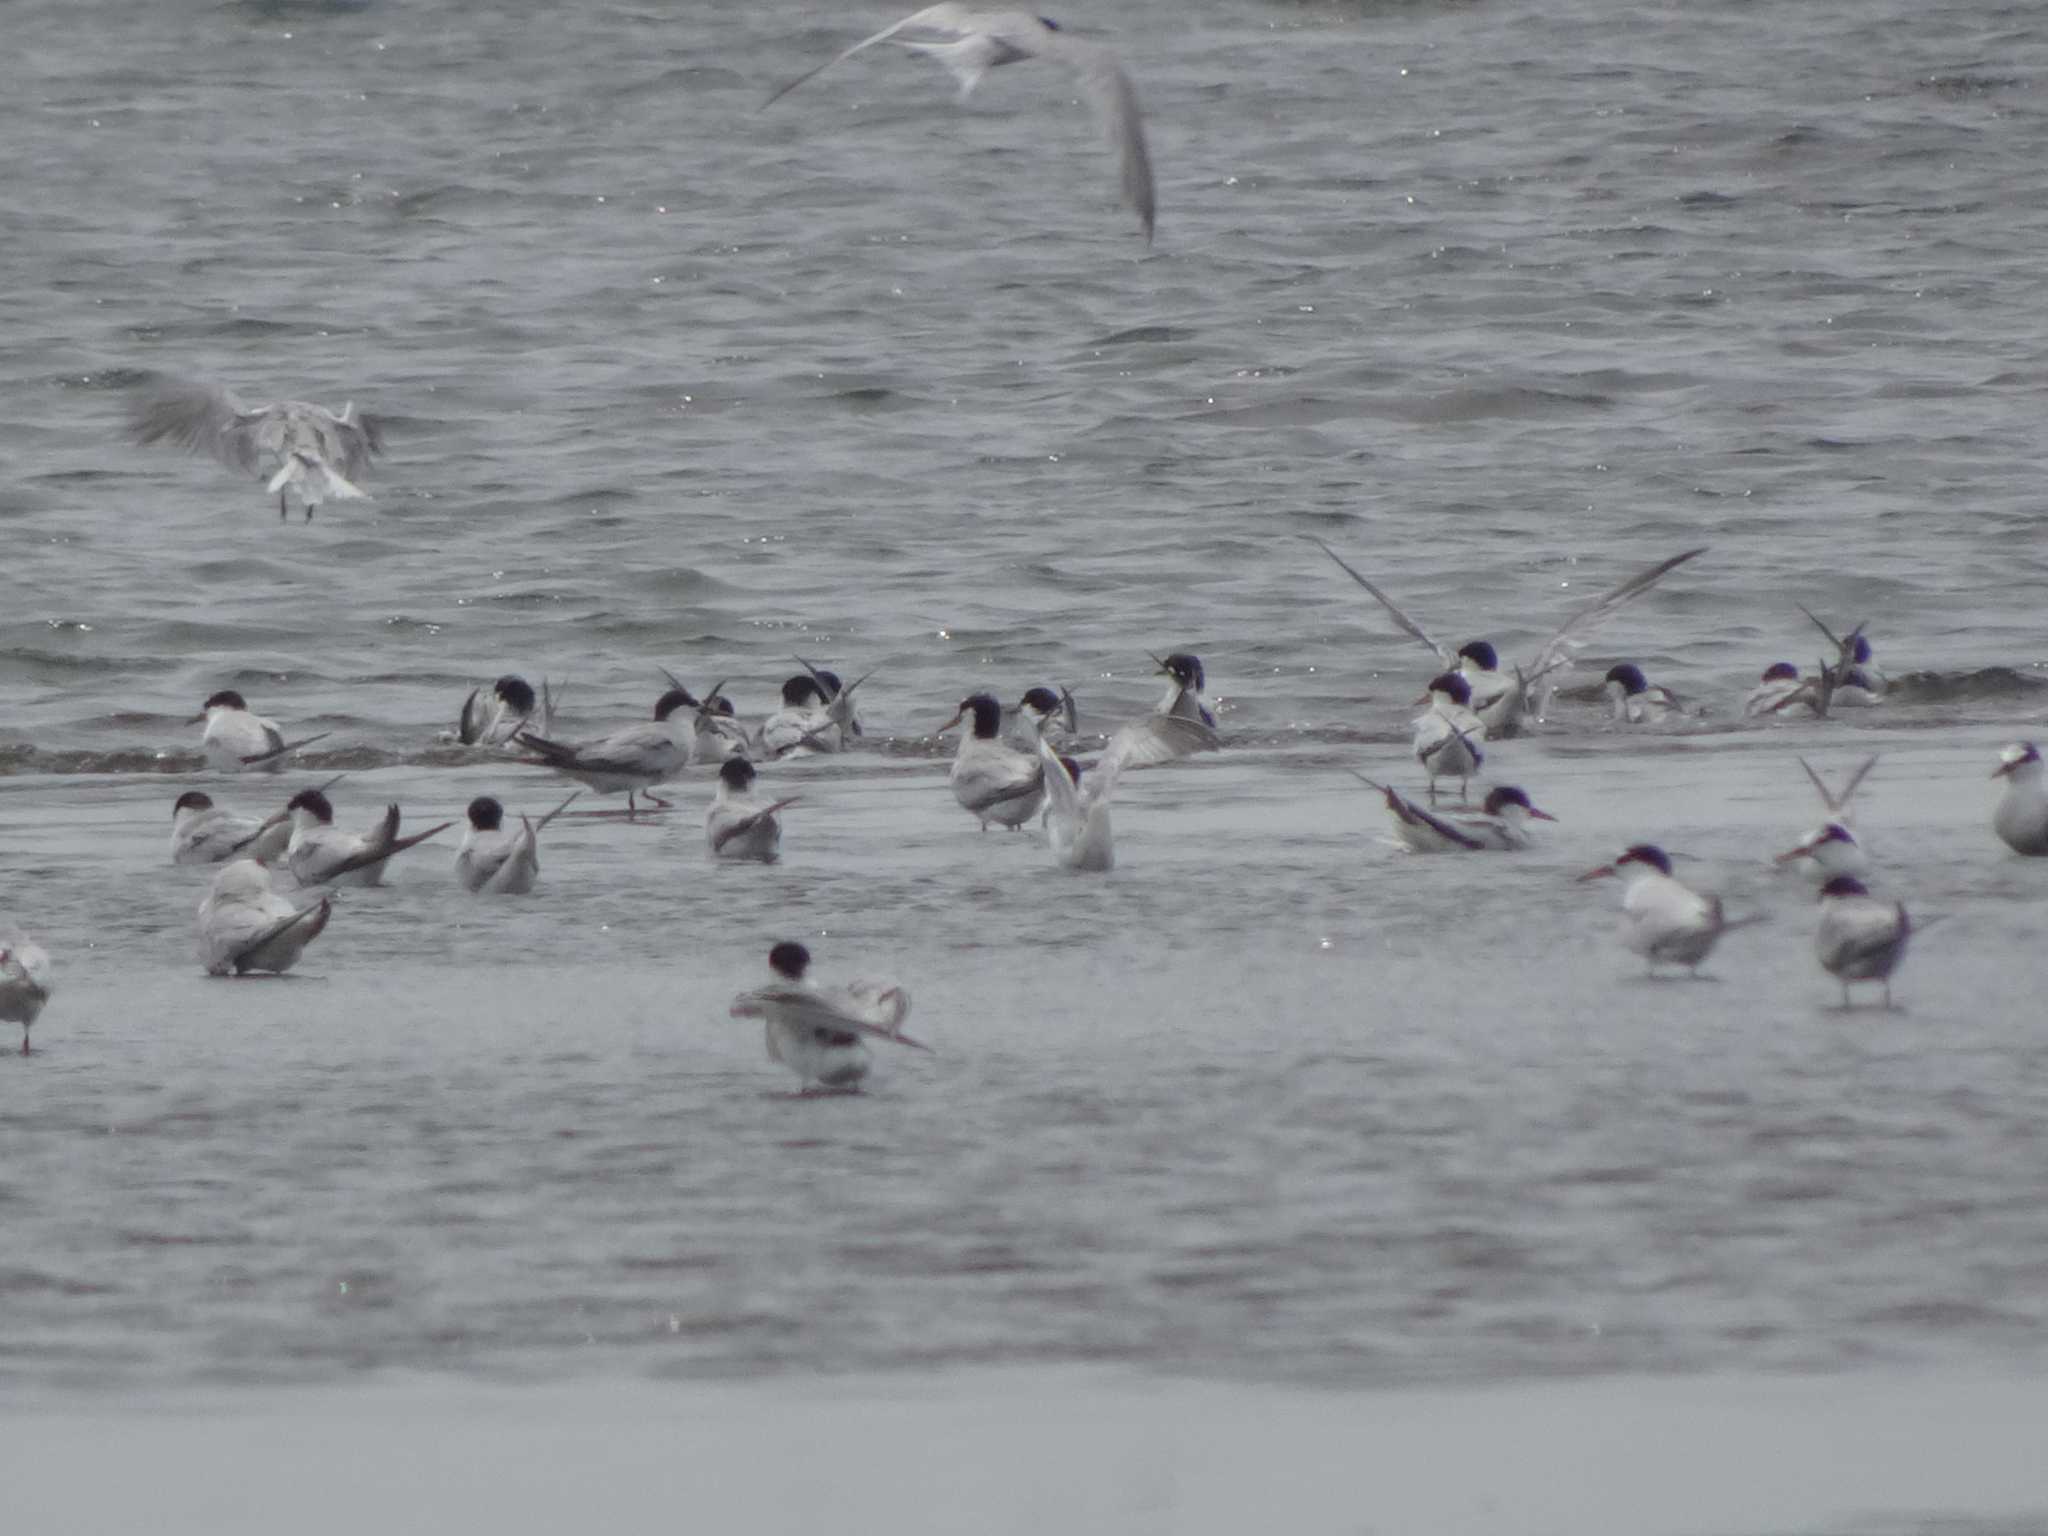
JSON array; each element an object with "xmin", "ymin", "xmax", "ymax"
[
  {"xmin": 285, "ymin": 788, "xmax": 452, "ymax": 888},
  {"xmin": 706, "ymin": 757, "xmax": 800, "ymax": 863},
  {"xmin": 189, "ymin": 690, "xmax": 329, "ymax": 773},
  {"xmin": 0, "ymin": 924, "xmax": 54, "ymax": 1054},
  {"xmin": 1814, "ymin": 874, "xmax": 1918, "ymax": 1009},
  {"xmin": 1357, "ymin": 777, "xmax": 1555, "ymax": 853},
  {"xmin": 1775, "ymin": 755, "xmax": 1877, "ymax": 881},
  {"xmin": 516, "ymin": 686, "xmax": 697, "ymax": 816},
  {"xmin": 196, "ymin": 860, "xmax": 332, "ymax": 977},
  {"xmin": 729, "ymin": 941, "xmax": 928, "ymax": 1094},
  {"xmin": 1305, "ymin": 540, "xmax": 1706, "ymax": 736},
  {"xmin": 1579, "ymin": 844, "xmax": 1759, "ymax": 977},
  {"xmin": 1992, "ymin": 742, "xmax": 2048, "ymax": 855},
  {"xmin": 938, "ymin": 692, "xmax": 1047, "ymax": 830},
  {"xmin": 764, "ymin": 6, "xmax": 1155, "ymax": 241},
  {"xmin": 1036, "ymin": 707, "xmax": 1218, "ymax": 871},
  {"xmin": 455, "ymin": 792, "xmax": 578, "ymax": 895},
  {"xmin": 131, "ymin": 374, "xmax": 385, "ymax": 520}
]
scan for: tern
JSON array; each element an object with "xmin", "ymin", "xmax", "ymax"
[
  {"xmin": 285, "ymin": 788, "xmax": 453, "ymax": 888},
  {"xmin": 459, "ymin": 675, "xmax": 560, "ymax": 748},
  {"xmin": 516, "ymin": 686, "xmax": 697, "ymax": 816},
  {"xmin": 1774, "ymin": 755, "xmax": 1878, "ymax": 881},
  {"xmin": 760, "ymin": 675, "xmax": 841, "ymax": 759},
  {"xmin": 1304, "ymin": 539, "xmax": 1707, "ymax": 736},
  {"xmin": 189, "ymin": 690, "xmax": 330, "ymax": 773},
  {"xmin": 729, "ymin": 941, "xmax": 928, "ymax": 1094},
  {"xmin": 763, "ymin": 5, "xmax": 1155, "ymax": 241},
  {"xmin": 692, "ymin": 690, "xmax": 754, "ymax": 765},
  {"xmin": 1814, "ymin": 874, "xmax": 1919, "ymax": 1009},
  {"xmin": 0, "ymin": 925, "xmax": 54, "ymax": 1054},
  {"xmin": 1744, "ymin": 662, "xmax": 1821, "ymax": 718},
  {"xmin": 1150, "ymin": 652, "xmax": 1217, "ymax": 729},
  {"xmin": 170, "ymin": 773, "xmax": 345, "ymax": 865},
  {"xmin": 130, "ymin": 373, "xmax": 386, "ymax": 520},
  {"xmin": 938, "ymin": 692, "xmax": 1046, "ymax": 830},
  {"xmin": 1356, "ymin": 776, "xmax": 1555, "ymax": 853},
  {"xmin": 793, "ymin": 655, "xmax": 871, "ymax": 741},
  {"xmin": 455, "ymin": 792, "xmax": 578, "ymax": 895},
  {"xmin": 1579, "ymin": 844, "xmax": 1760, "ymax": 977},
  {"xmin": 1036, "ymin": 707, "xmax": 1219, "ymax": 871},
  {"xmin": 1412, "ymin": 671, "xmax": 1486, "ymax": 802},
  {"xmin": 1006, "ymin": 683, "xmax": 1079, "ymax": 751},
  {"xmin": 1799, "ymin": 606, "xmax": 1886, "ymax": 706},
  {"xmin": 1991, "ymin": 741, "xmax": 2048, "ymax": 855},
  {"xmin": 196, "ymin": 860, "xmax": 332, "ymax": 977},
  {"xmin": 1602, "ymin": 663, "xmax": 1682, "ymax": 725},
  {"xmin": 706, "ymin": 757, "xmax": 801, "ymax": 863}
]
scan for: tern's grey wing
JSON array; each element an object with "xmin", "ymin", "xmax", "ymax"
[
  {"xmin": 1301, "ymin": 537, "xmax": 1455, "ymax": 666},
  {"xmin": 1102, "ymin": 712, "xmax": 1220, "ymax": 775},
  {"xmin": 458, "ymin": 686, "xmax": 488, "ymax": 745},
  {"xmin": 1037, "ymin": 31, "xmax": 1155, "ymax": 240},
  {"xmin": 332, "ymin": 403, "xmax": 386, "ymax": 477},
  {"xmin": 1036, "ymin": 737, "xmax": 1084, "ymax": 823},
  {"xmin": 1835, "ymin": 753, "xmax": 1880, "ymax": 815},
  {"xmin": 1347, "ymin": 771, "xmax": 1484, "ymax": 850},
  {"xmin": 1527, "ymin": 546, "xmax": 1709, "ymax": 684},
  {"xmin": 130, "ymin": 375, "xmax": 269, "ymax": 477},
  {"xmin": 761, "ymin": 4, "xmax": 978, "ymax": 108},
  {"xmin": 757, "ymin": 985, "xmax": 929, "ymax": 1050}
]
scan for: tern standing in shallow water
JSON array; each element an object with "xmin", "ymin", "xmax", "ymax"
[
  {"xmin": 455, "ymin": 793, "xmax": 578, "ymax": 895},
  {"xmin": 706, "ymin": 758, "xmax": 800, "ymax": 863},
  {"xmin": 516, "ymin": 686, "xmax": 697, "ymax": 817},
  {"xmin": 189, "ymin": 690, "xmax": 329, "ymax": 773},
  {"xmin": 939, "ymin": 693, "xmax": 1046, "ymax": 830},
  {"xmin": 1991, "ymin": 742, "xmax": 2048, "ymax": 855},
  {"xmin": 1814, "ymin": 875, "xmax": 1918, "ymax": 1009},
  {"xmin": 0, "ymin": 925, "xmax": 54, "ymax": 1054},
  {"xmin": 763, "ymin": 5, "xmax": 1156, "ymax": 241},
  {"xmin": 729, "ymin": 942, "xmax": 928, "ymax": 1094},
  {"xmin": 1580, "ymin": 844, "xmax": 1760, "ymax": 977},
  {"xmin": 1412, "ymin": 671, "xmax": 1486, "ymax": 803},
  {"xmin": 130, "ymin": 374, "xmax": 386, "ymax": 520},
  {"xmin": 196, "ymin": 861, "xmax": 331, "ymax": 977}
]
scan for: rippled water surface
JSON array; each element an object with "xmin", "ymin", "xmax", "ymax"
[{"xmin": 4, "ymin": 0, "xmax": 2048, "ymax": 1494}]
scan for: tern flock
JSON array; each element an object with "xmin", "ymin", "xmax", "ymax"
[{"xmin": 3, "ymin": 8, "xmax": 2036, "ymax": 1077}]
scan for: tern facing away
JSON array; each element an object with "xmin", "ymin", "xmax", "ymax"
[
  {"xmin": 1305, "ymin": 540, "xmax": 1707, "ymax": 737},
  {"xmin": 1814, "ymin": 874, "xmax": 1918, "ymax": 1009},
  {"xmin": 706, "ymin": 757, "xmax": 800, "ymax": 863},
  {"xmin": 939, "ymin": 693, "xmax": 1047, "ymax": 830},
  {"xmin": 196, "ymin": 860, "xmax": 331, "ymax": 977},
  {"xmin": 190, "ymin": 690, "xmax": 330, "ymax": 773},
  {"xmin": 1036, "ymin": 707, "xmax": 1219, "ymax": 871},
  {"xmin": 517, "ymin": 686, "xmax": 697, "ymax": 816},
  {"xmin": 1992, "ymin": 742, "xmax": 2048, "ymax": 855},
  {"xmin": 764, "ymin": 5, "xmax": 1156, "ymax": 242},
  {"xmin": 729, "ymin": 941, "xmax": 929, "ymax": 1094},
  {"xmin": 0, "ymin": 925, "xmax": 54, "ymax": 1054},
  {"xmin": 1358, "ymin": 777, "xmax": 1555, "ymax": 853},
  {"xmin": 1579, "ymin": 844, "xmax": 1760, "ymax": 977},
  {"xmin": 1775, "ymin": 755, "xmax": 1878, "ymax": 881},
  {"xmin": 130, "ymin": 374, "xmax": 385, "ymax": 520},
  {"xmin": 285, "ymin": 789, "xmax": 453, "ymax": 888},
  {"xmin": 459, "ymin": 675, "xmax": 560, "ymax": 748},
  {"xmin": 455, "ymin": 793, "xmax": 578, "ymax": 895}
]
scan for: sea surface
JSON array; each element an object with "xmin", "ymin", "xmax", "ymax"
[{"xmin": 3, "ymin": 0, "xmax": 2047, "ymax": 1528}]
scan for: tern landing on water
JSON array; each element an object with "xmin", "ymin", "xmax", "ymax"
[
  {"xmin": 1774, "ymin": 755, "xmax": 1878, "ymax": 882},
  {"xmin": 1035, "ymin": 707, "xmax": 1219, "ymax": 872},
  {"xmin": 130, "ymin": 374, "xmax": 386, "ymax": 520},
  {"xmin": 455, "ymin": 792, "xmax": 578, "ymax": 895},
  {"xmin": 516, "ymin": 687, "xmax": 697, "ymax": 817},
  {"xmin": 1356, "ymin": 777, "xmax": 1555, "ymax": 854},
  {"xmin": 0, "ymin": 925, "xmax": 54, "ymax": 1054},
  {"xmin": 1814, "ymin": 874, "xmax": 1921, "ymax": 1009},
  {"xmin": 1579, "ymin": 844, "xmax": 1761, "ymax": 978},
  {"xmin": 1411, "ymin": 671, "xmax": 1486, "ymax": 802},
  {"xmin": 285, "ymin": 789, "xmax": 452, "ymax": 888},
  {"xmin": 1304, "ymin": 540, "xmax": 1707, "ymax": 736},
  {"xmin": 196, "ymin": 860, "xmax": 331, "ymax": 977},
  {"xmin": 763, "ymin": 5, "xmax": 1155, "ymax": 242},
  {"xmin": 459, "ymin": 675, "xmax": 561, "ymax": 749},
  {"xmin": 1992, "ymin": 742, "xmax": 2048, "ymax": 856},
  {"xmin": 189, "ymin": 690, "xmax": 330, "ymax": 773},
  {"xmin": 729, "ymin": 941, "xmax": 929, "ymax": 1094},
  {"xmin": 706, "ymin": 757, "xmax": 800, "ymax": 864}
]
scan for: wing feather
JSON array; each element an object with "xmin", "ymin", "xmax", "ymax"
[{"xmin": 1301, "ymin": 537, "xmax": 1454, "ymax": 666}]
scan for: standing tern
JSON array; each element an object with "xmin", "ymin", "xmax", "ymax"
[
  {"xmin": 1602, "ymin": 663, "xmax": 1682, "ymax": 725},
  {"xmin": 938, "ymin": 692, "xmax": 1046, "ymax": 830},
  {"xmin": 196, "ymin": 860, "xmax": 332, "ymax": 977},
  {"xmin": 516, "ymin": 686, "xmax": 697, "ymax": 816},
  {"xmin": 130, "ymin": 374, "xmax": 386, "ymax": 520},
  {"xmin": 284, "ymin": 788, "xmax": 453, "ymax": 888},
  {"xmin": 1578, "ymin": 844, "xmax": 1760, "ymax": 977},
  {"xmin": 706, "ymin": 757, "xmax": 800, "ymax": 863},
  {"xmin": 1356, "ymin": 776, "xmax": 1555, "ymax": 853},
  {"xmin": 454, "ymin": 792, "xmax": 578, "ymax": 895},
  {"xmin": 1774, "ymin": 755, "xmax": 1878, "ymax": 881},
  {"xmin": 1304, "ymin": 540, "xmax": 1707, "ymax": 735},
  {"xmin": 0, "ymin": 924, "xmax": 54, "ymax": 1054},
  {"xmin": 1991, "ymin": 742, "xmax": 2048, "ymax": 855},
  {"xmin": 459, "ymin": 675, "xmax": 560, "ymax": 748},
  {"xmin": 729, "ymin": 941, "xmax": 929, "ymax": 1094},
  {"xmin": 170, "ymin": 774, "xmax": 345, "ymax": 865},
  {"xmin": 189, "ymin": 690, "xmax": 330, "ymax": 773},
  {"xmin": 1035, "ymin": 707, "xmax": 1218, "ymax": 871},
  {"xmin": 763, "ymin": 6, "xmax": 1155, "ymax": 242},
  {"xmin": 1412, "ymin": 671, "xmax": 1486, "ymax": 802},
  {"xmin": 1814, "ymin": 874, "xmax": 1919, "ymax": 1009}
]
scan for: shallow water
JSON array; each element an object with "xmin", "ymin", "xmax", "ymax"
[{"xmin": 3, "ymin": 0, "xmax": 2047, "ymax": 1519}]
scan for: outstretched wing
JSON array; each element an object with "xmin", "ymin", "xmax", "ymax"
[
  {"xmin": 736, "ymin": 985, "xmax": 930, "ymax": 1050},
  {"xmin": 1525, "ymin": 546, "xmax": 1709, "ymax": 701},
  {"xmin": 1036, "ymin": 736, "xmax": 1085, "ymax": 825},
  {"xmin": 130, "ymin": 375, "xmax": 269, "ymax": 478},
  {"xmin": 762, "ymin": 4, "xmax": 985, "ymax": 109},
  {"xmin": 1799, "ymin": 753, "xmax": 1879, "ymax": 819},
  {"xmin": 1035, "ymin": 29, "xmax": 1155, "ymax": 241},
  {"xmin": 1347, "ymin": 770, "xmax": 1483, "ymax": 850},
  {"xmin": 1302, "ymin": 537, "xmax": 1455, "ymax": 667},
  {"xmin": 1098, "ymin": 711, "xmax": 1219, "ymax": 793}
]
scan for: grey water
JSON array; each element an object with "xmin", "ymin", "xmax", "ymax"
[{"xmin": 4, "ymin": 0, "xmax": 2048, "ymax": 1527}]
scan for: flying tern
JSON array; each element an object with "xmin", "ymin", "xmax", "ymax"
[
  {"xmin": 130, "ymin": 373, "xmax": 386, "ymax": 520},
  {"xmin": 1579, "ymin": 843, "xmax": 1760, "ymax": 977},
  {"xmin": 1036, "ymin": 706, "xmax": 1218, "ymax": 871},
  {"xmin": 196, "ymin": 860, "xmax": 332, "ymax": 977},
  {"xmin": 0, "ymin": 924, "xmax": 54, "ymax": 1054},
  {"xmin": 1412, "ymin": 670, "xmax": 1486, "ymax": 802},
  {"xmin": 1814, "ymin": 874, "xmax": 1919, "ymax": 1009},
  {"xmin": 1602, "ymin": 663, "xmax": 1683, "ymax": 725},
  {"xmin": 938, "ymin": 692, "xmax": 1046, "ymax": 830},
  {"xmin": 459, "ymin": 675, "xmax": 560, "ymax": 748},
  {"xmin": 706, "ymin": 757, "xmax": 800, "ymax": 863},
  {"xmin": 455, "ymin": 792, "xmax": 578, "ymax": 895},
  {"xmin": 516, "ymin": 686, "xmax": 697, "ymax": 816},
  {"xmin": 729, "ymin": 941, "xmax": 929, "ymax": 1094},
  {"xmin": 763, "ymin": 5, "xmax": 1156, "ymax": 241},
  {"xmin": 170, "ymin": 774, "xmax": 345, "ymax": 865},
  {"xmin": 1992, "ymin": 741, "xmax": 2048, "ymax": 855},
  {"xmin": 189, "ymin": 690, "xmax": 329, "ymax": 773},
  {"xmin": 1774, "ymin": 755, "xmax": 1878, "ymax": 881},
  {"xmin": 285, "ymin": 788, "xmax": 452, "ymax": 888},
  {"xmin": 1356, "ymin": 776, "xmax": 1555, "ymax": 853},
  {"xmin": 1304, "ymin": 539, "xmax": 1707, "ymax": 736}
]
